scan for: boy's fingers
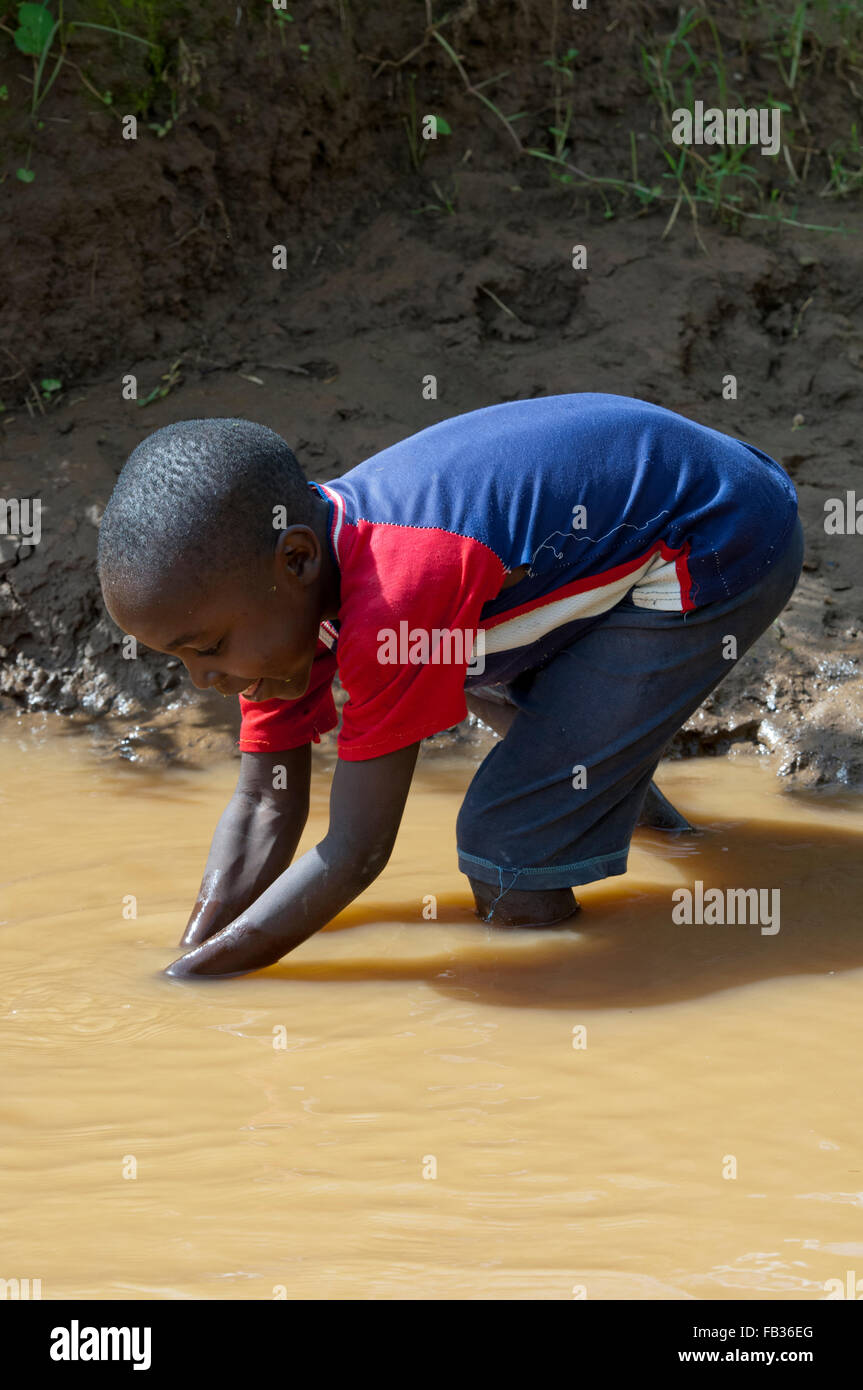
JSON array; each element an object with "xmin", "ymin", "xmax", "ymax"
[
  {"xmin": 166, "ymin": 918, "xmax": 280, "ymax": 979},
  {"xmin": 180, "ymin": 914, "xmax": 220, "ymax": 948},
  {"xmin": 165, "ymin": 949, "xmax": 243, "ymax": 978},
  {"xmin": 180, "ymin": 895, "xmax": 230, "ymax": 947}
]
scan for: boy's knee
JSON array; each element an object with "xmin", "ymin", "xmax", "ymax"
[{"xmin": 468, "ymin": 875, "xmax": 580, "ymax": 928}]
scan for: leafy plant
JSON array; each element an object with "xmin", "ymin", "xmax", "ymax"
[
  {"xmin": 147, "ymin": 85, "xmax": 177, "ymax": 136},
  {"xmin": 547, "ymin": 101, "xmax": 573, "ymax": 167},
  {"xmin": 409, "ymin": 177, "xmax": 459, "ymax": 216},
  {"xmin": 13, "ymin": 2, "xmax": 54, "ymax": 55},
  {"xmin": 822, "ymin": 122, "xmax": 863, "ymax": 195},
  {"xmin": 772, "ymin": 0, "xmax": 810, "ymax": 90},
  {"xmin": 11, "ymin": 1, "xmax": 157, "ymax": 116},
  {"xmin": 137, "ymin": 358, "xmax": 183, "ymax": 407},
  {"xmin": 542, "ymin": 46, "xmax": 579, "ymax": 80}
]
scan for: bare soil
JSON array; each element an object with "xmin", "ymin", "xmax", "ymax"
[{"xmin": 1, "ymin": 1, "xmax": 861, "ymax": 785}]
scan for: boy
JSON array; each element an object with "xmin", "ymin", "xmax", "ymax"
[{"xmin": 96, "ymin": 394, "xmax": 802, "ymax": 978}]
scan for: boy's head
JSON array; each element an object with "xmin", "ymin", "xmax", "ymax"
[{"xmin": 97, "ymin": 418, "xmax": 338, "ymax": 702}]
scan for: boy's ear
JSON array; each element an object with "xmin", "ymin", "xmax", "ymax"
[{"xmin": 274, "ymin": 525, "xmax": 320, "ymax": 583}]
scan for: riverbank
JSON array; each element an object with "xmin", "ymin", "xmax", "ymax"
[{"xmin": 1, "ymin": 1, "xmax": 861, "ymax": 784}]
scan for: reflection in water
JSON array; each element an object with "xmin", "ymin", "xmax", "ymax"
[{"xmin": 1, "ymin": 717, "xmax": 862, "ymax": 1300}]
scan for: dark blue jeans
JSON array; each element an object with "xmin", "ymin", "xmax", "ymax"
[{"xmin": 457, "ymin": 515, "xmax": 805, "ymax": 894}]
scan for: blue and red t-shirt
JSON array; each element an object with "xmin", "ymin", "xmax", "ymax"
[{"xmin": 238, "ymin": 393, "xmax": 798, "ymax": 761}]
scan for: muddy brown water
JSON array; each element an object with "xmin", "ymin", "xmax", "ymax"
[{"xmin": 2, "ymin": 720, "xmax": 862, "ymax": 1300}]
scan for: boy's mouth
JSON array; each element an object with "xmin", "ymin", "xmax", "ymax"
[
  {"xmin": 238, "ymin": 676, "xmax": 300, "ymax": 701},
  {"xmin": 224, "ymin": 666, "xmax": 311, "ymax": 702}
]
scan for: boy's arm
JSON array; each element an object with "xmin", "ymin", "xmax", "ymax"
[
  {"xmin": 180, "ymin": 745, "xmax": 312, "ymax": 947},
  {"xmin": 165, "ymin": 740, "xmax": 421, "ymax": 977}
]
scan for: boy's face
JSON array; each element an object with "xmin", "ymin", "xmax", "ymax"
[{"xmin": 102, "ymin": 524, "xmax": 333, "ymax": 703}]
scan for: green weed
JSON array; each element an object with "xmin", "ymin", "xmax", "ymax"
[
  {"xmin": 401, "ymin": 69, "xmax": 452, "ymax": 177},
  {"xmin": 137, "ymin": 358, "xmax": 182, "ymax": 408},
  {"xmin": 7, "ymin": 0, "xmax": 157, "ymax": 116},
  {"xmin": 402, "ymin": 72, "xmax": 421, "ymax": 174},
  {"xmin": 410, "ymin": 176, "xmax": 458, "ymax": 216},
  {"xmin": 822, "ymin": 122, "xmax": 863, "ymax": 195}
]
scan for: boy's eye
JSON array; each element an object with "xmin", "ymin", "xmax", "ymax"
[{"xmin": 197, "ymin": 639, "xmax": 223, "ymax": 657}]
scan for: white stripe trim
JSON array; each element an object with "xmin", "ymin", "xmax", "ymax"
[
  {"xmin": 629, "ymin": 555, "xmax": 687, "ymax": 609},
  {"xmin": 484, "ymin": 550, "xmax": 683, "ymax": 652},
  {"xmin": 319, "ymin": 483, "xmax": 345, "ymax": 561}
]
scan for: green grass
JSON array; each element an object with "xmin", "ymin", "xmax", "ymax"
[
  {"xmin": 422, "ymin": 0, "xmax": 863, "ymax": 235},
  {"xmin": 69, "ymin": 0, "xmax": 172, "ymax": 112},
  {"xmin": 1, "ymin": 0, "xmax": 167, "ymax": 126},
  {"xmin": 821, "ymin": 122, "xmax": 863, "ymax": 195},
  {"xmin": 4, "ymin": 0, "xmax": 863, "ymax": 242}
]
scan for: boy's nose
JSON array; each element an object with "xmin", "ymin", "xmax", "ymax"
[{"xmin": 183, "ymin": 660, "xmax": 219, "ymax": 691}]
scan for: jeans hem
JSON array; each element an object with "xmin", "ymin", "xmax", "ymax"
[{"xmin": 458, "ymin": 847, "xmax": 630, "ymax": 891}]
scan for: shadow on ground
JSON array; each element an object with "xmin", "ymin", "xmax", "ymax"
[{"xmin": 262, "ymin": 817, "xmax": 863, "ymax": 1010}]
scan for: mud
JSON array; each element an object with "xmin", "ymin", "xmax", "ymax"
[{"xmin": 1, "ymin": 1, "xmax": 861, "ymax": 785}]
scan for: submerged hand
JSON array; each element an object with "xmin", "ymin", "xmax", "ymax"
[
  {"xmin": 167, "ymin": 910, "xmax": 288, "ymax": 979},
  {"xmin": 178, "ymin": 745, "xmax": 312, "ymax": 949},
  {"xmin": 181, "ymin": 890, "xmax": 233, "ymax": 948},
  {"xmin": 166, "ymin": 744, "xmax": 421, "ymax": 982}
]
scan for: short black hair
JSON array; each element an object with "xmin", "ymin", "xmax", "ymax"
[{"xmin": 97, "ymin": 417, "xmax": 313, "ymax": 596}]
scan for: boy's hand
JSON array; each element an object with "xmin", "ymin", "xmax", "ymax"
[
  {"xmin": 180, "ymin": 745, "xmax": 312, "ymax": 947},
  {"xmin": 166, "ymin": 741, "xmax": 421, "ymax": 977}
]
